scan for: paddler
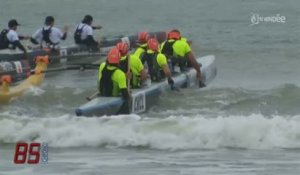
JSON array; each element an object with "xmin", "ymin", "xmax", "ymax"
[
  {"xmin": 98, "ymin": 48, "xmax": 130, "ymax": 114},
  {"xmin": 160, "ymin": 29, "xmax": 206, "ymax": 88},
  {"xmin": 0, "ymin": 19, "xmax": 29, "ymax": 56},
  {"xmin": 141, "ymin": 38, "xmax": 175, "ymax": 87},
  {"xmin": 116, "ymin": 42, "xmax": 148, "ymax": 88},
  {"xmin": 30, "ymin": 16, "xmax": 68, "ymax": 50},
  {"xmin": 133, "ymin": 31, "xmax": 150, "ymax": 58},
  {"xmin": 74, "ymin": 15, "xmax": 102, "ymax": 51}
]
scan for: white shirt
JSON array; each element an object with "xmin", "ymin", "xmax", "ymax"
[
  {"xmin": 32, "ymin": 26, "xmax": 64, "ymax": 45},
  {"xmin": 6, "ymin": 29, "xmax": 19, "ymax": 42},
  {"xmin": 75, "ymin": 23, "xmax": 93, "ymax": 40}
]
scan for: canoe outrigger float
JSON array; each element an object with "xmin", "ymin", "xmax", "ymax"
[
  {"xmin": 75, "ymin": 55, "xmax": 217, "ymax": 117},
  {"xmin": 0, "ymin": 55, "xmax": 49, "ymax": 104}
]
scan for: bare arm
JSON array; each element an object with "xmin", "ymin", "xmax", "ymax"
[
  {"xmin": 139, "ymin": 69, "xmax": 148, "ymax": 81},
  {"xmin": 12, "ymin": 41, "xmax": 26, "ymax": 53},
  {"xmin": 92, "ymin": 25, "xmax": 102, "ymax": 30},
  {"xmin": 186, "ymin": 52, "xmax": 200, "ymax": 74},
  {"xmin": 162, "ymin": 64, "xmax": 180, "ymax": 90},
  {"xmin": 162, "ymin": 64, "xmax": 172, "ymax": 80},
  {"xmin": 19, "ymin": 35, "xmax": 30, "ymax": 40},
  {"xmin": 186, "ymin": 51, "xmax": 206, "ymax": 87},
  {"xmin": 61, "ymin": 26, "xmax": 69, "ymax": 40},
  {"xmin": 30, "ymin": 38, "xmax": 39, "ymax": 45}
]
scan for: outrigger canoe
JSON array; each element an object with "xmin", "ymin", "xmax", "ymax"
[
  {"xmin": 75, "ymin": 55, "xmax": 217, "ymax": 117},
  {"xmin": 0, "ymin": 31, "xmax": 167, "ymax": 66},
  {"xmin": 0, "ymin": 31, "xmax": 168, "ymax": 83},
  {"xmin": 0, "ymin": 56, "xmax": 49, "ymax": 104}
]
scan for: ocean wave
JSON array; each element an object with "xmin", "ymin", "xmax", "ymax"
[
  {"xmin": 214, "ymin": 84, "xmax": 300, "ymax": 116},
  {"xmin": 151, "ymin": 84, "xmax": 300, "ymax": 117},
  {"xmin": 1, "ymin": 85, "xmax": 93, "ymax": 116},
  {"xmin": 2, "ymin": 83, "xmax": 300, "ymax": 120},
  {"xmin": 1, "ymin": 114, "xmax": 300, "ymax": 150}
]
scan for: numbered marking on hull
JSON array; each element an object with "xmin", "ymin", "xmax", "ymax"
[{"xmin": 132, "ymin": 92, "xmax": 146, "ymax": 114}]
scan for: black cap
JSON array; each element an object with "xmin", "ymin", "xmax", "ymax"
[
  {"xmin": 8, "ymin": 19, "xmax": 20, "ymax": 28},
  {"xmin": 45, "ymin": 16, "xmax": 55, "ymax": 25},
  {"xmin": 82, "ymin": 15, "xmax": 93, "ymax": 24}
]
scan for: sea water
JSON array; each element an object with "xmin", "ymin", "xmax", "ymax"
[{"xmin": 0, "ymin": 0, "xmax": 300, "ymax": 174}]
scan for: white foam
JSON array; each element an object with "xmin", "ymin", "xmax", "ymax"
[
  {"xmin": 1, "ymin": 114, "xmax": 300, "ymax": 150},
  {"xmin": 24, "ymin": 86, "xmax": 45, "ymax": 96}
]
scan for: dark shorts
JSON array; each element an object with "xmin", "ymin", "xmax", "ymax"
[{"xmin": 169, "ymin": 56, "xmax": 191, "ymax": 72}]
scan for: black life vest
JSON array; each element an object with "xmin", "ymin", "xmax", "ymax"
[
  {"xmin": 99, "ymin": 64, "xmax": 118, "ymax": 96},
  {"xmin": 119, "ymin": 56, "xmax": 129, "ymax": 73},
  {"xmin": 140, "ymin": 52, "xmax": 163, "ymax": 81},
  {"xmin": 161, "ymin": 40, "xmax": 176, "ymax": 57},
  {"xmin": 0, "ymin": 29, "xmax": 9, "ymax": 49},
  {"xmin": 119, "ymin": 56, "xmax": 139, "ymax": 87},
  {"xmin": 74, "ymin": 25, "xmax": 85, "ymax": 44},
  {"xmin": 42, "ymin": 27, "xmax": 56, "ymax": 45}
]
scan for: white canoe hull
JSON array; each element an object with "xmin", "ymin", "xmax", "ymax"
[{"xmin": 75, "ymin": 55, "xmax": 217, "ymax": 117}]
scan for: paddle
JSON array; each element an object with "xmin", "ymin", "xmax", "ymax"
[
  {"xmin": 83, "ymin": 28, "xmax": 104, "ymax": 102},
  {"xmin": 67, "ymin": 63, "xmax": 100, "ymax": 67},
  {"xmin": 95, "ymin": 25, "xmax": 103, "ymax": 51},
  {"xmin": 30, "ymin": 64, "xmax": 98, "ymax": 74},
  {"xmin": 50, "ymin": 52, "xmax": 107, "ymax": 61},
  {"xmin": 86, "ymin": 91, "xmax": 99, "ymax": 101},
  {"xmin": 127, "ymin": 56, "xmax": 131, "ymax": 93},
  {"xmin": 125, "ymin": 55, "xmax": 132, "ymax": 114}
]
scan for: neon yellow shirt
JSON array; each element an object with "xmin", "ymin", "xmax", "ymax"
[
  {"xmin": 120, "ymin": 54, "xmax": 145, "ymax": 88},
  {"xmin": 146, "ymin": 49, "xmax": 167, "ymax": 68},
  {"xmin": 156, "ymin": 53, "xmax": 167, "ymax": 67},
  {"xmin": 134, "ymin": 43, "xmax": 147, "ymax": 58},
  {"xmin": 120, "ymin": 54, "xmax": 144, "ymax": 75},
  {"xmin": 98, "ymin": 62, "xmax": 127, "ymax": 96},
  {"xmin": 160, "ymin": 38, "xmax": 191, "ymax": 58}
]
